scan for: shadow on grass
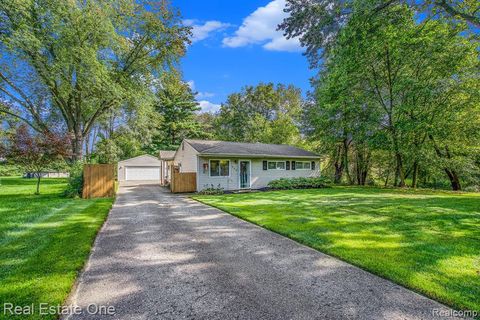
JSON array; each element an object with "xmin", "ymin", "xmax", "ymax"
[{"xmin": 193, "ymin": 187, "xmax": 480, "ymax": 313}]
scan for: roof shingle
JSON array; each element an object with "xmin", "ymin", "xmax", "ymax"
[
  {"xmin": 159, "ymin": 150, "xmax": 176, "ymax": 160},
  {"xmin": 185, "ymin": 140, "xmax": 318, "ymax": 158}
]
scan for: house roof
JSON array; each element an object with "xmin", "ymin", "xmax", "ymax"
[
  {"xmin": 159, "ymin": 150, "xmax": 176, "ymax": 160},
  {"xmin": 185, "ymin": 139, "xmax": 319, "ymax": 158}
]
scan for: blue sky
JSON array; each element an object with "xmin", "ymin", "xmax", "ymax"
[{"xmin": 172, "ymin": 0, "xmax": 314, "ymax": 112}]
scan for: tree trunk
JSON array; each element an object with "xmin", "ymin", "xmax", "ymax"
[
  {"xmin": 343, "ymin": 138, "xmax": 353, "ymax": 184},
  {"xmin": 445, "ymin": 168, "xmax": 462, "ymax": 191},
  {"xmin": 333, "ymin": 145, "xmax": 343, "ymax": 184},
  {"xmin": 36, "ymin": 174, "xmax": 41, "ymax": 195},
  {"xmin": 411, "ymin": 161, "xmax": 419, "ymax": 188},
  {"xmin": 394, "ymin": 152, "xmax": 405, "ymax": 187},
  {"xmin": 429, "ymin": 135, "xmax": 462, "ymax": 191},
  {"xmin": 84, "ymin": 133, "xmax": 90, "ymax": 161},
  {"xmin": 71, "ymin": 132, "xmax": 84, "ymax": 161}
]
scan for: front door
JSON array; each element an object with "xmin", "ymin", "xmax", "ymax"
[{"xmin": 239, "ymin": 160, "xmax": 251, "ymax": 189}]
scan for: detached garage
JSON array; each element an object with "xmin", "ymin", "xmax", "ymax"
[{"xmin": 118, "ymin": 155, "xmax": 162, "ymax": 183}]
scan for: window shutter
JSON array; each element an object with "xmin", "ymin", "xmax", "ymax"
[
  {"xmin": 292, "ymin": 161, "xmax": 296, "ymax": 170},
  {"xmin": 311, "ymin": 161, "xmax": 315, "ymax": 170},
  {"xmin": 263, "ymin": 160, "xmax": 267, "ymax": 170},
  {"xmin": 286, "ymin": 161, "xmax": 290, "ymax": 170}
]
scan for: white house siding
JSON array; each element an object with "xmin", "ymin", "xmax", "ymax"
[
  {"xmin": 197, "ymin": 157, "xmax": 239, "ymax": 191},
  {"xmin": 197, "ymin": 157, "xmax": 320, "ymax": 191},
  {"xmin": 250, "ymin": 159, "xmax": 320, "ymax": 189},
  {"xmin": 174, "ymin": 141, "xmax": 199, "ymax": 173}
]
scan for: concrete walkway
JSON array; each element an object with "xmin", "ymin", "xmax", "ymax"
[{"xmin": 66, "ymin": 184, "xmax": 461, "ymax": 320}]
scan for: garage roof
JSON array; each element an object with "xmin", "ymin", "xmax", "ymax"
[{"xmin": 118, "ymin": 154, "xmax": 161, "ymax": 166}]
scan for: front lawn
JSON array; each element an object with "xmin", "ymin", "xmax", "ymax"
[
  {"xmin": 0, "ymin": 177, "xmax": 113, "ymax": 320},
  {"xmin": 193, "ymin": 187, "xmax": 480, "ymax": 312}
]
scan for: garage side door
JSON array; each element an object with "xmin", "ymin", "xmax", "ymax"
[{"xmin": 126, "ymin": 166, "xmax": 160, "ymax": 181}]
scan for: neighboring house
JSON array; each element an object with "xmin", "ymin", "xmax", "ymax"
[
  {"xmin": 117, "ymin": 155, "xmax": 162, "ymax": 182},
  {"xmin": 24, "ymin": 172, "xmax": 69, "ymax": 178},
  {"xmin": 159, "ymin": 150, "xmax": 176, "ymax": 185},
  {"xmin": 173, "ymin": 139, "xmax": 320, "ymax": 192}
]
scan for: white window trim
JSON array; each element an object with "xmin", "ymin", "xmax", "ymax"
[
  {"xmin": 295, "ymin": 161, "xmax": 312, "ymax": 170},
  {"xmin": 267, "ymin": 161, "xmax": 286, "ymax": 170},
  {"xmin": 208, "ymin": 159, "xmax": 231, "ymax": 177}
]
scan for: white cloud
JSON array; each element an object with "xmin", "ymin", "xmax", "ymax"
[
  {"xmin": 222, "ymin": 0, "xmax": 301, "ymax": 52},
  {"xmin": 185, "ymin": 20, "xmax": 231, "ymax": 43},
  {"xmin": 198, "ymin": 100, "xmax": 221, "ymax": 113},
  {"xmin": 197, "ymin": 91, "xmax": 215, "ymax": 99},
  {"xmin": 186, "ymin": 80, "xmax": 195, "ymax": 90}
]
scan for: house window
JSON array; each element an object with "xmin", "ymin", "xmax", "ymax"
[
  {"xmin": 210, "ymin": 160, "xmax": 230, "ymax": 177},
  {"xmin": 267, "ymin": 161, "xmax": 286, "ymax": 170},
  {"xmin": 295, "ymin": 161, "xmax": 311, "ymax": 170}
]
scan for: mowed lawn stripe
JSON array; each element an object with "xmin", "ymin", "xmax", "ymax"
[
  {"xmin": 0, "ymin": 177, "xmax": 113, "ymax": 320},
  {"xmin": 193, "ymin": 187, "xmax": 480, "ymax": 313}
]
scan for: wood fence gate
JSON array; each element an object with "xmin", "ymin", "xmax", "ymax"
[
  {"xmin": 82, "ymin": 164, "xmax": 115, "ymax": 199},
  {"xmin": 170, "ymin": 166, "xmax": 197, "ymax": 193}
]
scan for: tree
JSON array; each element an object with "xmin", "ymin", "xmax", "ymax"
[
  {"xmin": 0, "ymin": 0, "xmax": 190, "ymax": 160},
  {"xmin": 2, "ymin": 125, "xmax": 70, "ymax": 194},
  {"xmin": 303, "ymin": 3, "xmax": 479, "ymax": 189},
  {"xmin": 151, "ymin": 71, "xmax": 203, "ymax": 149},
  {"xmin": 279, "ymin": 0, "xmax": 479, "ymax": 67},
  {"xmin": 214, "ymin": 83, "xmax": 303, "ymax": 145}
]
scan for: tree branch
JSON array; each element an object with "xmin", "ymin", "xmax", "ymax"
[{"xmin": 436, "ymin": 0, "xmax": 480, "ymax": 26}]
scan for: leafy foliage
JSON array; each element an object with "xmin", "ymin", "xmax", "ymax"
[
  {"xmin": 280, "ymin": 0, "xmax": 479, "ymax": 66},
  {"xmin": 294, "ymin": 2, "xmax": 479, "ymax": 190},
  {"xmin": 150, "ymin": 71, "xmax": 205, "ymax": 150},
  {"xmin": 1, "ymin": 125, "xmax": 70, "ymax": 194},
  {"xmin": 197, "ymin": 184, "xmax": 225, "ymax": 195},
  {"xmin": 0, "ymin": 163, "xmax": 22, "ymax": 176},
  {"xmin": 0, "ymin": 0, "xmax": 190, "ymax": 160},
  {"xmin": 267, "ymin": 177, "xmax": 331, "ymax": 190},
  {"xmin": 214, "ymin": 83, "xmax": 304, "ymax": 145},
  {"xmin": 63, "ymin": 161, "xmax": 84, "ymax": 198}
]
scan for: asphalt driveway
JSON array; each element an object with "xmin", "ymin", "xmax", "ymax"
[{"xmin": 66, "ymin": 184, "xmax": 462, "ymax": 320}]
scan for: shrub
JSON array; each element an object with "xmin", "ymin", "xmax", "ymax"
[
  {"xmin": 64, "ymin": 162, "xmax": 84, "ymax": 198},
  {"xmin": 197, "ymin": 184, "xmax": 224, "ymax": 195},
  {"xmin": 0, "ymin": 164, "xmax": 22, "ymax": 176},
  {"xmin": 463, "ymin": 185, "xmax": 480, "ymax": 192},
  {"xmin": 267, "ymin": 177, "xmax": 331, "ymax": 190}
]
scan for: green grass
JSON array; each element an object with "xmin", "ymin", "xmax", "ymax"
[
  {"xmin": 193, "ymin": 187, "xmax": 480, "ymax": 313},
  {"xmin": 0, "ymin": 177, "xmax": 113, "ymax": 320}
]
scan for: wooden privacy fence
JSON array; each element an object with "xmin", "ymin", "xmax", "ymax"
[
  {"xmin": 83, "ymin": 164, "xmax": 115, "ymax": 199},
  {"xmin": 170, "ymin": 166, "xmax": 197, "ymax": 193}
]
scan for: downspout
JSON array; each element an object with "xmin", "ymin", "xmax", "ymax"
[{"xmin": 196, "ymin": 154, "xmax": 200, "ymax": 192}]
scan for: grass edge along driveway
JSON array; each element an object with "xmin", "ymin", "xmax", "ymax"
[
  {"xmin": 0, "ymin": 177, "xmax": 113, "ymax": 320},
  {"xmin": 193, "ymin": 187, "xmax": 480, "ymax": 313}
]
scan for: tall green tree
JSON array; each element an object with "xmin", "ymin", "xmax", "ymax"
[
  {"xmin": 304, "ymin": 3, "xmax": 479, "ymax": 189},
  {"xmin": 215, "ymin": 83, "xmax": 303, "ymax": 145},
  {"xmin": 0, "ymin": 0, "xmax": 190, "ymax": 160},
  {"xmin": 150, "ymin": 71, "xmax": 203, "ymax": 150},
  {"xmin": 279, "ymin": 0, "xmax": 479, "ymax": 66}
]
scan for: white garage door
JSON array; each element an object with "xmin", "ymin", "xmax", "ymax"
[{"xmin": 126, "ymin": 166, "xmax": 160, "ymax": 181}]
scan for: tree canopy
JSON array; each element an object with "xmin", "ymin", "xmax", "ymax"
[
  {"xmin": 297, "ymin": 2, "xmax": 479, "ymax": 190},
  {"xmin": 0, "ymin": 0, "xmax": 190, "ymax": 160},
  {"xmin": 214, "ymin": 83, "xmax": 304, "ymax": 145}
]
